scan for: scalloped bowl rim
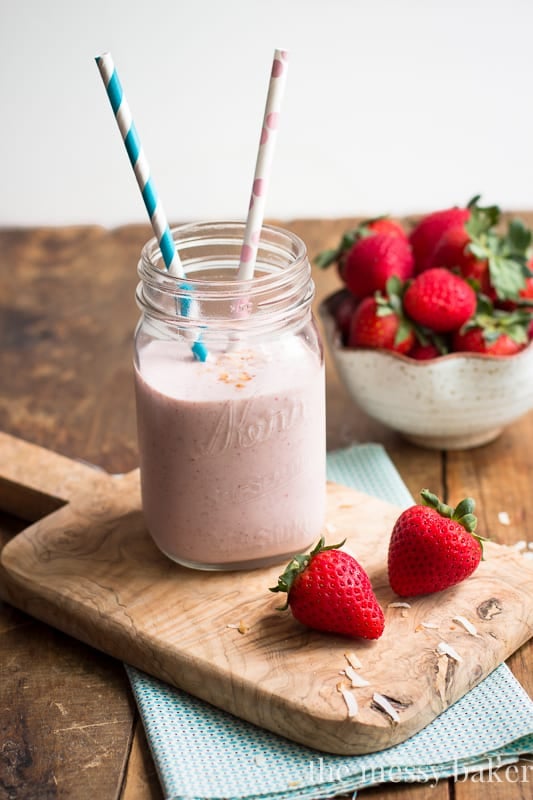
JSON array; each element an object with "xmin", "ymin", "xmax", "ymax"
[{"xmin": 318, "ymin": 295, "xmax": 533, "ymax": 448}]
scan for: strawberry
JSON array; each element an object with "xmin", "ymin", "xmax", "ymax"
[
  {"xmin": 452, "ymin": 297, "xmax": 530, "ymax": 355},
  {"xmin": 362, "ymin": 217, "xmax": 408, "ymax": 239},
  {"xmin": 388, "ymin": 490, "xmax": 484, "ymax": 597},
  {"xmin": 498, "ymin": 275, "xmax": 533, "ymax": 311},
  {"xmin": 403, "ymin": 267, "xmax": 476, "ymax": 332},
  {"xmin": 327, "ymin": 290, "xmax": 359, "ymax": 343},
  {"xmin": 464, "ymin": 207, "xmax": 531, "ymax": 301},
  {"xmin": 342, "ymin": 233, "xmax": 414, "ymax": 299},
  {"xmin": 315, "ymin": 217, "xmax": 410, "ymax": 288},
  {"xmin": 452, "ymin": 326, "xmax": 526, "ymax": 355},
  {"xmin": 270, "ymin": 537, "xmax": 385, "ymax": 639},
  {"xmin": 409, "ymin": 206, "xmax": 470, "ymax": 272},
  {"xmin": 407, "ymin": 342, "xmax": 441, "ymax": 360},
  {"xmin": 431, "ymin": 224, "xmax": 489, "ymax": 288},
  {"xmin": 348, "ymin": 291, "xmax": 415, "ymax": 353},
  {"xmin": 521, "ymin": 274, "xmax": 533, "ymax": 301}
]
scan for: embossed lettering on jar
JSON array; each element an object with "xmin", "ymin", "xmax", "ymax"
[{"xmin": 134, "ymin": 222, "xmax": 326, "ymax": 571}]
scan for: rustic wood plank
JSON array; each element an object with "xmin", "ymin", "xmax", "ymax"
[
  {"xmin": 119, "ymin": 719, "xmax": 162, "ymax": 800},
  {"xmin": 454, "ymin": 759, "xmax": 533, "ymax": 799},
  {"xmin": 2, "ymin": 217, "xmax": 532, "ymax": 797},
  {"xmin": 361, "ymin": 780, "xmax": 451, "ymax": 799},
  {"xmin": 0, "ymin": 225, "xmax": 147, "ymax": 800},
  {"xmin": 446, "ymin": 411, "xmax": 533, "ymax": 697},
  {"xmin": 0, "ymin": 577, "xmax": 135, "ymax": 799}
]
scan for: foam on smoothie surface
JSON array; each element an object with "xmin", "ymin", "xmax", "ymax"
[{"xmin": 138, "ymin": 338, "xmax": 316, "ymax": 402}]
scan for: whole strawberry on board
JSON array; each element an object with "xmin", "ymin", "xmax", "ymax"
[
  {"xmin": 388, "ymin": 490, "xmax": 485, "ymax": 597},
  {"xmin": 270, "ymin": 537, "xmax": 385, "ymax": 640}
]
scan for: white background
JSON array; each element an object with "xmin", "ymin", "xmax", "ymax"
[{"xmin": 2, "ymin": 0, "xmax": 533, "ymax": 227}]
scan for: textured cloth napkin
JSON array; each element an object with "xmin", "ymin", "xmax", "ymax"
[{"xmin": 125, "ymin": 444, "xmax": 533, "ymax": 799}]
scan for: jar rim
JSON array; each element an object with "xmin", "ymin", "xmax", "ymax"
[{"xmin": 139, "ymin": 220, "xmax": 308, "ymax": 294}]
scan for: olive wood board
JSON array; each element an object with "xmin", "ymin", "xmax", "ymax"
[{"xmin": 0, "ymin": 431, "xmax": 532, "ymax": 755}]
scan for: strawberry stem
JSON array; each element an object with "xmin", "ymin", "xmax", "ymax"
[
  {"xmin": 419, "ymin": 488, "xmax": 487, "ymax": 557},
  {"xmin": 269, "ymin": 536, "xmax": 346, "ymax": 610}
]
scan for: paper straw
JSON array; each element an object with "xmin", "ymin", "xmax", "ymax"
[
  {"xmin": 95, "ymin": 52, "xmax": 183, "ymax": 278},
  {"xmin": 237, "ymin": 49, "xmax": 289, "ymax": 280},
  {"xmin": 95, "ymin": 53, "xmax": 208, "ymax": 361}
]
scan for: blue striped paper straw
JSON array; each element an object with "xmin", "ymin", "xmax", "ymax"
[
  {"xmin": 95, "ymin": 53, "xmax": 207, "ymax": 361},
  {"xmin": 95, "ymin": 52, "xmax": 183, "ymax": 277}
]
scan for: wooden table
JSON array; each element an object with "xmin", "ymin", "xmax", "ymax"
[{"xmin": 0, "ymin": 221, "xmax": 531, "ymax": 800}]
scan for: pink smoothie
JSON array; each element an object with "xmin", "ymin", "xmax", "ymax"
[{"xmin": 134, "ymin": 338, "xmax": 326, "ymax": 568}]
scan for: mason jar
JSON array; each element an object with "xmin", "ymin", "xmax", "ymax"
[{"xmin": 134, "ymin": 221, "xmax": 326, "ymax": 570}]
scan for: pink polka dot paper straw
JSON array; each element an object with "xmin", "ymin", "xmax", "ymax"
[{"xmin": 237, "ymin": 49, "xmax": 289, "ymax": 280}]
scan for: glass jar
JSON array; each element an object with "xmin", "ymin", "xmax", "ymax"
[{"xmin": 134, "ymin": 221, "xmax": 326, "ymax": 570}]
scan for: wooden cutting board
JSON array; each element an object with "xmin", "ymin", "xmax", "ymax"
[{"xmin": 0, "ymin": 431, "xmax": 532, "ymax": 755}]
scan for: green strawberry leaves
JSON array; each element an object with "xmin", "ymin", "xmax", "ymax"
[
  {"xmin": 375, "ymin": 276, "xmax": 414, "ymax": 347},
  {"xmin": 420, "ymin": 489, "xmax": 487, "ymax": 555},
  {"xmin": 420, "ymin": 489, "xmax": 476, "ymax": 529},
  {"xmin": 465, "ymin": 295, "xmax": 531, "ymax": 345},
  {"xmin": 465, "ymin": 200, "xmax": 532, "ymax": 300},
  {"xmin": 314, "ymin": 248, "xmax": 338, "ymax": 269},
  {"xmin": 314, "ymin": 229, "xmax": 361, "ymax": 269},
  {"xmin": 314, "ymin": 217, "xmax": 391, "ymax": 269},
  {"xmin": 270, "ymin": 536, "xmax": 346, "ymax": 609}
]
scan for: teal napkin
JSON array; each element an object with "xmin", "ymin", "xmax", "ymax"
[{"xmin": 126, "ymin": 444, "xmax": 533, "ymax": 799}]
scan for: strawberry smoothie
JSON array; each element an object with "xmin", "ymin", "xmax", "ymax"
[{"xmin": 134, "ymin": 337, "xmax": 326, "ymax": 569}]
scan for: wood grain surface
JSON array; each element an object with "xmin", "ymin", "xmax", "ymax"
[
  {"xmin": 1, "ymin": 221, "xmax": 532, "ymax": 797},
  {"xmin": 1, "ymin": 433, "xmax": 531, "ymax": 755}
]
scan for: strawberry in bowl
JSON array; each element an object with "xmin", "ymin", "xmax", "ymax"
[{"xmin": 318, "ymin": 200, "xmax": 533, "ymax": 449}]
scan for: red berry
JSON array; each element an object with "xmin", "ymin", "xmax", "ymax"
[
  {"xmin": 521, "ymin": 274, "xmax": 533, "ymax": 301},
  {"xmin": 409, "ymin": 207, "xmax": 470, "ymax": 273},
  {"xmin": 403, "ymin": 268, "xmax": 477, "ymax": 333},
  {"xmin": 431, "ymin": 224, "xmax": 489, "ymax": 288},
  {"xmin": 388, "ymin": 490, "xmax": 483, "ymax": 597},
  {"xmin": 348, "ymin": 296, "xmax": 414, "ymax": 353},
  {"xmin": 365, "ymin": 218, "xmax": 407, "ymax": 239},
  {"xmin": 408, "ymin": 343, "xmax": 441, "ymax": 360},
  {"xmin": 452, "ymin": 327, "xmax": 525, "ymax": 356},
  {"xmin": 270, "ymin": 538, "xmax": 385, "ymax": 640},
  {"xmin": 332, "ymin": 292, "xmax": 358, "ymax": 342},
  {"xmin": 343, "ymin": 234, "xmax": 414, "ymax": 299}
]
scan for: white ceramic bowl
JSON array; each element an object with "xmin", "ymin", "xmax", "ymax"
[{"xmin": 320, "ymin": 295, "xmax": 533, "ymax": 449}]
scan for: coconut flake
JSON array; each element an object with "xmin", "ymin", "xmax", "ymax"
[
  {"xmin": 344, "ymin": 665, "xmax": 370, "ymax": 687},
  {"xmin": 344, "ymin": 651, "xmax": 363, "ymax": 670},
  {"xmin": 437, "ymin": 641, "xmax": 463, "ymax": 662},
  {"xmin": 452, "ymin": 615, "xmax": 479, "ymax": 637},
  {"xmin": 337, "ymin": 682, "xmax": 359, "ymax": 717},
  {"xmin": 523, "ymin": 551, "xmax": 533, "ymax": 560},
  {"xmin": 372, "ymin": 693, "xmax": 400, "ymax": 723},
  {"xmin": 388, "ymin": 602, "xmax": 411, "ymax": 609},
  {"xmin": 420, "ymin": 620, "xmax": 439, "ymax": 629},
  {"xmin": 227, "ymin": 620, "xmax": 249, "ymax": 634},
  {"xmin": 498, "ymin": 511, "xmax": 511, "ymax": 526},
  {"xmin": 325, "ymin": 522, "xmax": 337, "ymax": 534},
  {"xmin": 512, "ymin": 540, "xmax": 527, "ymax": 552}
]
